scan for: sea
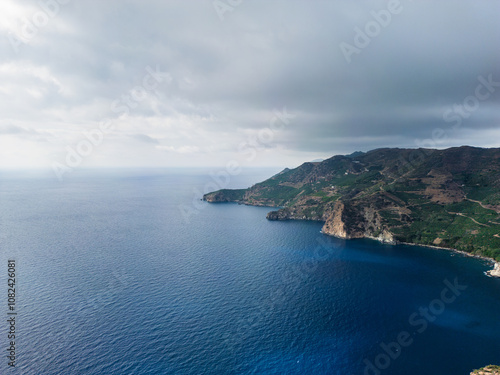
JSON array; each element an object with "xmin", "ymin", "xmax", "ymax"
[{"xmin": 0, "ymin": 168, "xmax": 499, "ymax": 375}]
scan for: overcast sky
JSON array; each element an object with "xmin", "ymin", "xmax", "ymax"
[{"xmin": 0, "ymin": 0, "xmax": 499, "ymax": 170}]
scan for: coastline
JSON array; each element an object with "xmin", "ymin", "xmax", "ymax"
[
  {"xmin": 394, "ymin": 241, "xmax": 500, "ymax": 278},
  {"xmin": 273, "ymin": 209, "xmax": 499, "ymax": 277},
  {"xmin": 399, "ymin": 241, "xmax": 495, "ymax": 263},
  {"xmin": 321, "ymin": 229, "xmax": 500, "ymax": 278},
  {"xmin": 209, "ymin": 198, "xmax": 500, "ymax": 278}
]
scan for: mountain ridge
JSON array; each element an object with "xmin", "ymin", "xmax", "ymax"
[{"xmin": 204, "ymin": 146, "xmax": 500, "ymax": 263}]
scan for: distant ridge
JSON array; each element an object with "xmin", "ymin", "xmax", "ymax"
[{"xmin": 346, "ymin": 151, "xmax": 364, "ymax": 158}]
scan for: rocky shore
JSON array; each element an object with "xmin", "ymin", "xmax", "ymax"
[
  {"xmin": 471, "ymin": 365, "xmax": 500, "ymax": 375},
  {"xmin": 398, "ymin": 241, "xmax": 500, "ymax": 277},
  {"xmin": 486, "ymin": 262, "xmax": 500, "ymax": 278},
  {"xmin": 266, "ymin": 201, "xmax": 500, "ymax": 276}
]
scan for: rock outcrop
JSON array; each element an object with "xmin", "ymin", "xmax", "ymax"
[
  {"xmin": 320, "ymin": 201, "xmax": 395, "ymax": 243},
  {"xmin": 266, "ymin": 208, "xmax": 292, "ymax": 220},
  {"xmin": 471, "ymin": 365, "xmax": 500, "ymax": 375},
  {"xmin": 486, "ymin": 263, "xmax": 500, "ymax": 278}
]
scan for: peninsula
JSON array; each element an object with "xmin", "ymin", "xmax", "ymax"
[{"xmin": 204, "ymin": 146, "xmax": 500, "ymax": 267}]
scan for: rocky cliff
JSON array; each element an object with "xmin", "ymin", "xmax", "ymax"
[
  {"xmin": 204, "ymin": 146, "xmax": 500, "ymax": 261},
  {"xmin": 486, "ymin": 262, "xmax": 500, "ymax": 277}
]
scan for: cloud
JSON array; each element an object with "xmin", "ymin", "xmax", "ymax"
[
  {"xmin": 0, "ymin": 125, "xmax": 34, "ymax": 134},
  {"xmin": 129, "ymin": 133, "xmax": 159, "ymax": 144},
  {"xmin": 0, "ymin": 0, "xmax": 498, "ymax": 169},
  {"xmin": 157, "ymin": 145, "xmax": 200, "ymax": 154}
]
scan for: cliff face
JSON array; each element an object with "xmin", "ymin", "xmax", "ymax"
[
  {"xmin": 322, "ymin": 202, "xmax": 349, "ymax": 238},
  {"xmin": 319, "ymin": 201, "xmax": 395, "ymax": 243},
  {"xmin": 203, "ymin": 146, "xmax": 500, "ymax": 261}
]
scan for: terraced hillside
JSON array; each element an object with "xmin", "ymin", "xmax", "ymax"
[{"xmin": 204, "ymin": 146, "xmax": 500, "ymax": 261}]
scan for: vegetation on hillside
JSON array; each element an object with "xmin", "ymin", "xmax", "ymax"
[{"xmin": 204, "ymin": 146, "xmax": 500, "ymax": 261}]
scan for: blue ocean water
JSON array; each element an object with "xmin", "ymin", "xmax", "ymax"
[{"xmin": 0, "ymin": 168, "xmax": 499, "ymax": 375}]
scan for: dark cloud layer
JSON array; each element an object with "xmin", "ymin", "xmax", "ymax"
[{"xmin": 0, "ymin": 0, "xmax": 499, "ymax": 168}]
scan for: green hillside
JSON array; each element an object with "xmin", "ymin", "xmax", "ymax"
[{"xmin": 204, "ymin": 146, "xmax": 500, "ymax": 261}]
